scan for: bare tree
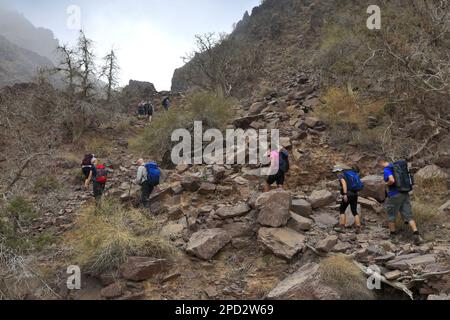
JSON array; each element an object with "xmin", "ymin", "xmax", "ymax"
[
  {"xmin": 101, "ymin": 49, "xmax": 120, "ymax": 102},
  {"xmin": 77, "ymin": 30, "xmax": 96, "ymax": 99},
  {"xmin": 56, "ymin": 44, "xmax": 79, "ymax": 96}
]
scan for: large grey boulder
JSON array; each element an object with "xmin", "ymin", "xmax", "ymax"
[
  {"xmin": 308, "ymin": 190, "xmax": 335, "ymax": 209},
  {"xmin": 186, "ymin": 229, "xmax": 231, "ymax": 260},
  {"xmin": 291, "ymin": 199, "xmax": 313, "ymax": 217},
  {"xmin": 287, "ymin": 212, "xmax": 313, "ymax": 232},
  {"xmin": 415, "ymin": 165, "xmax": 448, "ymax": 182},
  {"xmin": 216, "ymin": 203, "xmax": 251, "ymax": 219},
  {"xmin": 256, "ymin": 190, "xmax": 292, "ymax": 227},
  {"xmin": 360, "ymin": 176, "xmax": 386, "ymax": 202},
  {"xmin": 258, "ymin": 227, "xmax": 306, "ymax": 260}
]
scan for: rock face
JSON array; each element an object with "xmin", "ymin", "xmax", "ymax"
[
  {"xmin": 291, "ymin": 199, "xmax": 313, "ymax": 217},
  {"xmin": 415, "ymin": 165, "xmax": 448, "ymax": 182},
  {"xmin": 216, "ymin": 203, "xmax": 251, "ymax": 219},
  {"xmin": 181, "ymin": 175, "xmax": 202, "ymax": 192},
  {"xmin": 258, "ymin": 227, "xmax": 305, "ymax": 260},
  {"xmin": 186, "ymin": 229, "xmax": 231, "ymax": 260},
  {"xmin": 121, "ymin": 257, "xmax": 169, "ymax": 282},
  {"xmin": 267, "ymin": 263, "xmax": 340, "ymax": 300},
  {"xmin": 256, "ymin": 190, "xmax": 291, "ymax": 227},
  {"xmin": 287, "ymin": 212, "xmax": 313, "ymax": 232},
  {"xmin": 360, "ymin": 176, "xmax": 386, "ymax": 202},
  {"xmin": 308, "ymin": 190, "xmax": 335, "ymax": 209},
  {"xmin": 122, "ymin": 80, "xmax": 157, "ymax": 99}
]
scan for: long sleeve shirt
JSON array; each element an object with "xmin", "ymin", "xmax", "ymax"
[{"xmin": 134, "ymin": 165, "xmax": 147, "ymax": 185}]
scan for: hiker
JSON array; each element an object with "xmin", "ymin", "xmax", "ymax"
[
  {"xmin": 137, "ymin": 101, "xmax": 145, "ymax": 118},
  {"xmin": 162, "ymin": 97, "xmax": 170, "ymax": 112},
  {"xmin": 333, "ymin": 165, "xmax": 364, "ymax": 234},
  {"xmin": 81, "ymin": 154, "xmax": 96, "ymax": 188},
  {"xmin": 133, "ymin": 159, "xmax": 161, "ymax": 209},
  {"xmin": 85, "ymin": 158, "xmax": 108, "ymax": 205},
  {"xmin": 378, "ymin": 159, "xmax": 424, "ymax": 245},
  {"xmin": 144, "ymin": 100, "xmax": 154, "ymax": 122},
  {"xmin": 264, "ymin": 148, "xmax": 289, "ymax": 192}
]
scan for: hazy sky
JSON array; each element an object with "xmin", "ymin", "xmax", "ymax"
[{"xmin": 0, "ymin": 0, "xmax": 260, "ymax": 90}]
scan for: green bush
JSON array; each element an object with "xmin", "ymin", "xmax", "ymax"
[{"xmin": 131, "ymin": 91, "xmax": 236, "ymax": 163}]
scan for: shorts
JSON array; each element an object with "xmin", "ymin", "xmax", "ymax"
[
  {"xmin": 384, "ymin": 192, "xmax": 413, "ymax": 222},
  {"xmin": 340, "ymin": 194, "xmax": 359, "ymax": 216},
  {"xmin": 267, "ymin": 171, "xmax": 285, "ymax": 186}
]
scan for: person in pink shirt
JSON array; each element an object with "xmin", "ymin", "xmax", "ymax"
[{"xmin": 264, "ymin": 148, "xmax": 289, "ymax": 192}]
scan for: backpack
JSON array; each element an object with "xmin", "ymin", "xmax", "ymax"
[
  {"xmin": 145, "ymin": 162, "xmax": 161, "ymax": 187},
  {"xmin": 390, "ymin": 160, "xmax": 413, "ymax": 193},
  {"xmin": 343, "ymin": 170, "xmax": 364, "ymax": 192},
  {"xmin": 95, "ymin": 165, "xmax": 108, "ymax": 184},
  {"xmin": 279, "ymin": 151, "xmax": 290, "ymax": 173},
  {"xmin": 82, "ymin": 154, "xmax": 94, "ymax": 166}
]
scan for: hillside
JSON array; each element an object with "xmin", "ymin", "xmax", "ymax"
[{"xmin": 0, "ymin": 34, "xmax": 54, "ymax": 87}]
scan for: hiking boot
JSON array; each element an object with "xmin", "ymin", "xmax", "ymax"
[
  {"xmin": 334, "ymin": 225, "xmax": 346, "ymax": 234},
  {"xmin": 413, "ymin": 234, "xmax": 424, "ymax": 245}
]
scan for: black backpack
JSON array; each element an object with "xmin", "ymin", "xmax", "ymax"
[
  {"xmin": 279, "ymin": 151, "xmax": 290, "ymax": 173},
  {"xmin": 390, "ymin": 160, "xmax": 414, "ymax": 193}
]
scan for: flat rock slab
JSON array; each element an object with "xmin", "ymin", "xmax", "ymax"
[
  {"xmin": 256, "ymin": 190, "xmax": 292, "ymax": 227},
  {"xmin": 121, "ymin": 257, "xmax": 169, "ymax": 282},
  {"xmin": 291, "ymin": 199, "xmax": 313, "ymax": 217},
  {"xmin": 315, "ymin": 235, "xmax": 338, "ymax": 253},
  {"xmin": 186, "ymin": 228, "xmax": 231, "ymax": 260},
  {"xmin": 216, "ymin": 203, "xmax": 251, "ymax": 219},
  {"xmin": 311, "ymin": 213, "xmax": 338, "ymax": 229},
  {"xmin": 258, "ymin": 227, "xmax": 306, "ymax": 260},
  {"xmin": 308, "ymin": 190, "xmax": 335, "ymax": 209},
  {"xmin": 287, "ymin": 212, "xmax": 313, "ymax": 232},
  {"xmin": 385, "ymin": 254, "xmax": 436, "ymax": 271}
]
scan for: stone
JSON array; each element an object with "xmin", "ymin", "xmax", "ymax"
[
  {"xmin": 304, "ymin": 117, "xmax": 320, "ymax": 128},
  {"xmin": 291, "ymin": 199, "xmax": 313, "ymax": 217},
  {"xmin": 222, "ymin": 222, "xmax": 256, "ymax": 238},
  {"xmin": 386, "ymin": 254, "xmax": 436, "ymax": 271},
  {"xmin": 308, "ymin": 190, "xmax": 335, "ymax": 209},
  {"xmin": 415, "ymin": 165, "xmax": 448, "ymax": 182},
  {"xmin": 258, "ymin": 227, "xmax": 306, "ymax": 260},
  {"xmin": 160, "ymin": 223, "xmax": 185, "ymax": 240},
  {"xmin": 315, "ymin": 235, "xmax": 338, "ymax": 253},
  {"xmin": 186, "ymin": 229, "xmax": 231, "ymax": 260},
  {"xmin": 181, "ymin": 175, "xmax": 201, "ymax": 192},
  {"xmin": 287, "ymin": 212, "xmax": 313, "ymax": 232},
  {"xmin": 311, "ymin": 213, "xmax": 338, "ymax": 228},
  {"xmin": 267, "ymin": 263, "xmax": 341, "ymax": 300},
  {"xmin": 101, "ymin": 282, "xmax": 125, "ymax": 299},
  {"xmin": 168, "ymin": 207, "xmax": 184, "ymax": 221},
  {"xmin": 427, "ymin": 294, "xmax": 450, "ymax": 300},
  {"xmin": 438, "ymin": 200, "xmax": 450, "ymax": 213},
  {"xmin": 360, "ymin": 176, "xmax": 386, "ymax": 202},
  {"xmin": 121, "ymin": 257, "xmax": 169, "ymax": 282},
  {"xmin": 434, "ymin": 153, "xmax": 450, "ymax": 168},
  {"xmin": 248, "ymin": 101, "xmax": 267, "ymax": 115},
  {"xmin": 384, "ymin": 270, "xmax": 402, "ymax": 281},
  {"xmin": 280, "ymin": 137, "xmax": 292, "ymax": 149},
  {"xmin": 216, "ymin": 185, "xmax": 233, "ymax": 196},
  {"xmin": 216, "ymin": 203, "xmax": 251, "ymax": 219},
  {"xmin": 256, "ymin": 190, "xmax": 291, "ymax": 227},
  {"xmin": 358, "ymin": 197, "xmax": 383, "ymax": 214},
  {"xmin": 332, "ymin": 241, "xmax": 352, "ymax": 253},
  {"xmin": 198, "ymin": 182, "xmax": 217, "ymax": 195}
]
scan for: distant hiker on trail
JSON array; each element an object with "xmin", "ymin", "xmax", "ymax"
[
  {"xmin": 333, "ymin": 165, "xmax": 364, "ymax": 234},
  {"xmin": 138, "ymin": 100, "xmax": 146, "ymax": 118},
  {"xmin": 378, "ymin": 159, "xmax": 424, "ymax": 245},
  {"xmin": 85, "ymin": 158, "xmax": 109, "ymax": 205},
  {"xmin": 264, "ymin": 147, "xmax": 289, "ymax": 192},
  {"xmin": 144, "ymin": 100, "xmax": 154, "ymax": 122},
  {"xmin": 162, "ymin": 97, "xmax": 170, "ymax": 112},
  {"xmin": 81, "ymin": 154, "xmax": 96, "ymax": 188},
  {"xmin": 133, "ymin": 159, "xmax": 161, "ymax": 209}
]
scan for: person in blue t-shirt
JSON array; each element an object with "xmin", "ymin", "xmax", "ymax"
[{"xmin": 378, "ymin": 159, "xmax": 423, "ymax": 245}]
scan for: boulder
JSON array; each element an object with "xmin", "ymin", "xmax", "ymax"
[
  {"xmin": 101, "ymin": 282, "xmax": 125, "ymax": 299},
  {"xmin": 287, "ymin": 212, "xmax": 313, "ymax": 232},
  {"xmin": 291, "ymin": 199, "xmax": 313, "ymax": 217},
  {"xmin": 304, "ymin": 117, "xmax": 320, "ymax": 128},
  {"xmin": 121, "ymin": 257, "xmax": 169, "ymax": 282},
  {"xmin": 358, "ymin": 197, "xmax": 383, "ymax": 214},
  {"xmin": 181, "ymin": 176, "xmax": 201, "ymax": 192},
  {"xmin": 248, "ymin": 101, "xmax": 267, "ymax": 115},
  {"xmin": 360, "ymin": 176, "xmax": 386, "ymax": 202},
  {"xmin": 415, "ymin": 165, "xmax": 448, "ymax": 182},
  {"xmin": 308, "ymin": 190, "xmax": 335, "ymax": 209},
  {"xmin": 315, "ymin": 236, "xmax": 338, "ymax": 253},
  {"xmin": 198, "ymin": 182, "xmax": 217, "ymax": 195},
  {"xmin": 311, "ymin": 213, "xmax": 338, "ymax": 228},
  {"xmin": 256, "ymin": 190, "xmax": 292, "ymax": 227},
  {"xmin": 267, "ymin": 263, "xmax": 341, "ymax": 300},
  {"xmin": 216, "ymin": 203, "xmax": 251, "ymax": 219},
  {"xmin": 386, "ymin": 254, "xmax": 436, "ymax": 271},
  {"xmin": 434, "ymin": 153, "xmax": 450, "ymax": 169},
  {"xmin": 280, "ymin": 137, "xmax": 292, "ymax": 149},
  {"xmin": 186, "ymin": 229, "xmax": 231, "ymax": 260},
  {"xmin": 258, "ymin": 227, "xmax": 306, "ymax": 260},
  {"xmin": 222, "ymin": 222, "xmax": 256, "ymax": 238}
]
